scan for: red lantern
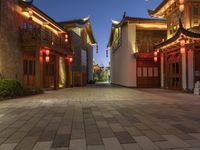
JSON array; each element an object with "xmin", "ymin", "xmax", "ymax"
[
  {"xmin": 179, "ymin": 0, "xmax": 184, "ymax": 4},
  {"xmin": 154, "ymin": 51, "xmax": 158, "ymax": 57},
  {"xmin": 180, "ymin": 47, "xmax": 186, "ymax": 54},
  {"xmin": 45, "ymin": 49, "xmax": 50, "ymax": 56},
  {"xmin": 180, "ymin": 39, "xmax": 186, "ymax": 46},
  {"xmin": 66, "ymin": 56, "xmax": 73, "ymax": 63},
  {"xmin": 179, "ymin": 4, "xmax": 184, "ymax": 12},
  {"xmin": 45, "ymin": 56, "xmax": 50, "ymax": 63},
  {"xmin": 64, "ymin": 34, "xmax": 68, "ymax": 43},
  {"xmin": 154, "ymin": 57, "xmax": 158, "ymax": 63},
  {"xmin": 69, "ymin": 57, "xmax": 73, "ymax": 63},
  {"xmin": 29, "ymin": 10, "xmax": 33, "ymax": 16}
]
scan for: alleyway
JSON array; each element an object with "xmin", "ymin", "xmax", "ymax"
[{"xmin": 0, "ymin": 84, "xmax": 200, "ymax": 150}]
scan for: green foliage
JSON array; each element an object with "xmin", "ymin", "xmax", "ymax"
[{"xmin": 0, "ymin": 79, "xmax": 23, "ymax": 98}]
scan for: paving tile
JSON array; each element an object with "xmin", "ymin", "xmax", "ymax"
[
  {"xmin": 163, "ymin": 135, "xmax": 191, "ymax": 148},
  {"xmin": 32, "ymin": 141, "xmax": 52, "ymax": 150},
  {"xmin": 0, "ymin": 143, "xmax": 17, "ymax": 150},
  {"xmin": 133, "ymin": 136, "xmax": 159, "ymax": 150},
  {"xmin": 155, "ymin": 141, "xmax": 176, "ymax": 149},
  {"xmin": 142, "ymin": 130, "xmax": 165, "ymax": 142},
  {"xmin": 125, "ymin": 127, "xmax": 143, "ymax": 136},
  {"xmin": 185, "ymin": 139, "xmax": 200, "ymax": 147},
  {"xmin": 114, "ymin": 131, "xmax": 135, "ymax": 144},
  {"xmin": 52, "ymin": 134, "xmax": 70, "ymax": 148},
  {"xmin": 109, "ymin": 123, "xmax": 124, "ymax": 132},
  {"xmin": 87, "ymin": 145, "xmax": 105, "ymax": 150},
  {"xmin": 14, "ymin": 136, "xmax": 38, "ymax": 150},
  {"xmin": 122, "ymin": 143, "xmax": 143, "ymax": 150},
  {"xmin": 69, "ymin": 139, "xmax": 86, "ymax": 150},
  {"xmin": 99, "ymin": 127, "xmax": 115, "ymax": 138},
  {"xmin": 86, "ymin": 133, "xmax": 103, "ymax": 145},
  {"xmin": 0, "ymin": 84, "xmax": 200, "ymax": 150},
  {"xmin": 189, "ymin": 133, "xmax": 200, "ymax": 140},
  {"xmin": 103, "ymin": 138, "xmax": 124, "ymax": 150}
]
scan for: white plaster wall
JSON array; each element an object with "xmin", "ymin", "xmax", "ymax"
[{"xmin": 110, "ymin": 24, "xmax": 137, "ymax": 87}]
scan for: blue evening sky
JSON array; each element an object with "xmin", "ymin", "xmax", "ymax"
[{"xmin": 33, "ymin": 0, "xmax": 161, "ymax": 67}]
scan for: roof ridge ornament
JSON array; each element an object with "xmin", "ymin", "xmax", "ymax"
[{"xmin": 21, "ymin": 0, "xmax": 33, "ymax": 4}]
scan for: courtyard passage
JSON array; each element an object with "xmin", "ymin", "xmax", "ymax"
[{"xmin": 0, "ymin": 84, "xmax": 200, "ymax": 150}]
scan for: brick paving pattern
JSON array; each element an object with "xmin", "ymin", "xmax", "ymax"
[{"xmin": 0, "ymin": 84, "xmax": 199, "ymax": 150}]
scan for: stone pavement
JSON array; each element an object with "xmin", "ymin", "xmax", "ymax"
[{"xmin": 0, "ymin": 84, "xmax": 200, "ymax": 150}]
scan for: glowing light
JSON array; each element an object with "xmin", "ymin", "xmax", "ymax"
[
  {"xmin": 179, "ymin": 0, "xmax": 184, "ymax": 4},
  {"xmin": 66, "ymin": 56, "xmax": 73, "ymax": 63},
  {"xmin": 45, "ymin": 56, "xmax": 50, "ymax": 63},
  {"xmin": 180, "ymin": 47, "xmax": 186, "ymax": 54},
  {"xmin": 154, "ymin": 51, "xmax": 158, "ymax": 57},
  {"xmin": 179, "ymin": 4, "xmax": 184, "ymax": 12},
  {"xmin": 28, "ymin": 10, "xmax": 33, "ymax": 16},
  {"xmin": 69, "ymin": 57, "xmax": 73, "ymax": 63},
  {"xmin": 45, "ymin": 49, "xmax": 50, "ymax": 56},
  {"xmin": 154, "ymin": 57, "xmax": 158, "ymax": 63},
  {"xmin": 64, "ymin": 34, "xmax": 68, "ymax": 43},
  {"xmin": 180, "ymin": 39, "xmax": 186, "ymax": 46}
]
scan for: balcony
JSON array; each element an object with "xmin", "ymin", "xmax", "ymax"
[{"xmin": 20, "ymin": 27, "xmax": 71, "ymax": 54}]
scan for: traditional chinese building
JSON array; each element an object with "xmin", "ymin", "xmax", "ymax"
[
  {"xmin": 107, "ymin": 15, "xmax": 167, "ymax": 87},
  {"xmin": 0, "ymin": 0, "xmax": 73, "ymax": 89},
  {"xmin": 149, "ymin": 0, "xmax": 200, "ymax": 91},
  {"xmin": 59, "ymin": 17, "xmax": 97, "ymax": 86}
]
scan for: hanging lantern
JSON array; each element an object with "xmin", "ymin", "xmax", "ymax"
[
  {"xmin": 45, "ymin": 49, "xmax": 50, "ymax": 56},
  {"xmin": 180, "ymin": 47, "xmax": 186, "ymax": 54},
  {"xmin": 106, "ymin": 49, "xmax": 108, "ymax": 58},
  {"xmin": 28, "ymin": 10, "xmax": 33, "ymax": 16},
  {"xmin": 69, "ymin": 57, "xmax": 73, "ymax": 63},
  {"xmin": 28, "ymin": 9, "xmax": 33, "ymax": 22},
  {"xmin": 154, "ymin": 57, "xmax": 158, "ymax": 63},
  {"xmin": 180, "ymin": 38, "xmax": 186, "ymax": 46},
  {"xmin": 179, "ymin": 0, "xmax": 184, "ymax": 4},
  {"xmin": 40, "ymin": 50, "xmax": 43, "ymax": 62},
  {"xmin": 154, "ymin": 51, "xmax": 158, "ymax": 57},
  {"xmin": 45, "ymin": 56, "xmax": 50, "ymax": 63},
  {"xmin": 64, "ymin": 33, "xmax": 68, "ymax": 43},
  {"xmin": 96, "ymin": 45, "xmax": 98, "ymax": 53},
  {"xmin": 179, "ymin": 4, "xmax": 184, "ymax": 12}
]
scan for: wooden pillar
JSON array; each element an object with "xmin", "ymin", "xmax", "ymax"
[
  {"xmin": 36, "ymin": 47, "xmax": 43, "ymax": 89},
  {"xmin": 54, "ymin": 54, "xmax": 59, "ymax": 90},
  {"xmin": 182, "ymin": 51, "xmax": 187, "ymax": 90},
  {"xmin": 160, "ymin": 52, "xmax": 164, "ymax": 88},
  {"xmin": 188, "ymin": 49, "xmax": 194, "ymax": 91}
]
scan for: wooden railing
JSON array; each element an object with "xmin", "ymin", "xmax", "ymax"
[{"xmin": 20, "ymin": 27, "xmax": 69, "ymax": 50}]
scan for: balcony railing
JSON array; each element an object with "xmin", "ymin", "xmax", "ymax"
[{"xmin": 20, "ymin": 27, "xmax": 69, "ymax": 50}]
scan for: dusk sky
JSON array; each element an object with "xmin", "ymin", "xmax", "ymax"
[{"xmin": 33, "ymin": 0, "xmax": 161, "ymax": 67}]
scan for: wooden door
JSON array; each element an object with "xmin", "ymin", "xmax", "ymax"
[
  {"xmin": 23, "ymin": 52, "xmax": 36, "ymax": 88},
  {"xmin": 166, "ymin": 53, "xmax": 182, "ymax": 89},
  {"xmin": 195, "ymin": 51, "xmax": 200, "ymax": 82},
  {"xmin": 137, "ymin": 60, "xmax": 160, "ymax": 88},
  {"xmin": 43, "ymin": 55, "xmax": 56, "ymax": 89}
]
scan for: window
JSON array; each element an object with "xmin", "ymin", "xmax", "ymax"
[
  {"xmin": 154, "ymin": 67, "xmax": 159, "ymax": 77},
  {"xmin": 193, "ymin": 7, "xmax": 199, "ymax": 16},
  {"xmin": 23, "ymin": 60, "xmax": 35, "ymax": 75},
  {"xmin": 137, "ymin": 67, "xmax": 142, "ymax": 77},
  {"xmin": 148, "ymin": 68, "xmax": 153, "ymax": 77},
  {"xmin": 143, "ymin": 67, "xmax": 148, "ymax": 77}
]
